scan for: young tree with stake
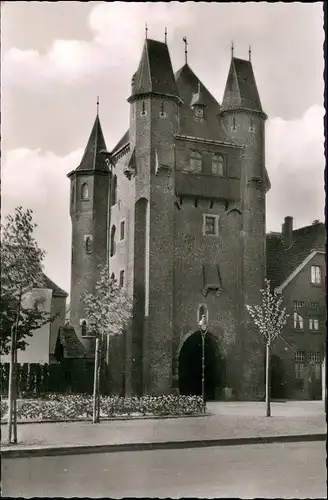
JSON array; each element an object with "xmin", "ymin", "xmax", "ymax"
[
  {"xmin": 1, "ymin": 207, "xmax": 55, "ymax": 443},
  {"xmin": 84, "ymin": 266, "xmax": 132, "ymax": 423},
  {"xmin": 246, "ymin": 279, "xmax": 289, "ymax": 417}
]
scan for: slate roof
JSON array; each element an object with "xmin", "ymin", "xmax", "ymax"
[
  {"xmin": 266, "ymin": 222, "xmax": 325, "ymax": 289},
  {"xmin": 131, "ymin": 39, "xmax": 178, "ymax": 98},
  {"xmin": 75, "ymin": 114, "xmax": 108, "ymax": 173},
  {"xmin": 221, "ymin": 57, "xmax": 263, "ymax": 113},
  {"xmin": 111, "ymin": 130, "xmax": 129, "ymax": 155},
  {"xmin": 56, "ymin": 326, "xmax": 91, "ymax": 359}
]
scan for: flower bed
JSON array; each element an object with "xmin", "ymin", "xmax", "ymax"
[{"xmin": 0, "ymin": 394, "xmax": 203, "ymax": 421}]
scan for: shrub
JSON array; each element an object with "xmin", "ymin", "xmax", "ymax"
[{"xmin": 0, "ymin": 400, "xmax": 8, "ymax": 419}]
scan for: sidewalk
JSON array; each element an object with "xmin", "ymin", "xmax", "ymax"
[{"xmin": 1, "ymin": 401, "xmax": 326, "ymax": 458}]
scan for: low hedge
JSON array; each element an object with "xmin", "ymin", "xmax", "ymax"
[{"xmin": 0, "ymin": 394, "xmax": 203, "ymax": 421}]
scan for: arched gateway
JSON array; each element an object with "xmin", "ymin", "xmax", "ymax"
[{"xmin": 178, "ymin": 331, "xmax": 225, "ymax": 400}]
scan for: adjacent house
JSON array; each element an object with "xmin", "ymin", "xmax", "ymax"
[{"xmin": 266, "ymin": 217, "xmax": 326, "ymax": 400}]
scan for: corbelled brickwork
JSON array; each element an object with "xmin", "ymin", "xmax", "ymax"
[{"xmin": 69, "ymin": 38, "xmax": 271, "ymax": 400}]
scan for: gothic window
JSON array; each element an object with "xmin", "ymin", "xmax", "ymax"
[
  {"xmin": 212, "ymin": 154, "xmax": 224, "ymax": 176},
  {"xmin": 203, "ymin": 214, "xmax": 219, "ymax": 236},
  {"xmin": 310, "ymin": 265, "xmax": 321, "ymax": 284},
  {"xmin": 190, "ymin": 150, "xmax": 202, "ymax": 173},
  {"xmin": 197, "ymin": 304, "xmax": 208, "ymax": 324},
  {"xmin": 119, "ymin": 270, "xmax": 125, "ymax": 288},
  {"xmin": 110, "ymin": 225, "xmax": 116, "ymax": 257},
  {"xmin": 85, "ymin": 235, "xmax": 92, "ymax": 254},
  {"xmin": 81, "ymin": 183, "xmax": 89, "ymax": 200},
  {"xmin": 80, "ymin": 319, "xmax": 87, "ymax": 337},
  {"xmin": 111, "ymin": 175, "xmax": 117, "ymax": 206},
  {"xmin": 293, "ymin": 312, "xmax": 304, "ymax": 330}
]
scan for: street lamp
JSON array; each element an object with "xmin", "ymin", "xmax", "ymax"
[{"xmin": 198, "ymin": 314, "xmax": 208, "ymax": 413}]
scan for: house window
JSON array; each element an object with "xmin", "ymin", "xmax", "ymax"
[
  {"xmin": 295, "ymin": 351, "xmax": 305, "ymax": 379},
  {"xmin": 309, "ymin": 352, "xmax": 321, "ymax": 380},
  {"xmin": 212, "ymin": 155, "xmax": 224, "ymax": 176},
  {"xmin": 197, "ymin": 304, "xmax": 208, "ymax": 324},
  {"xmin": 293, "ymin": 301, "xmax": 304, "ymax": 310},
  {"xmin": 119, "ymin": 270, "xmax": 125, "ymax": 288},
  {"xmin": 293, "ymin": 312, "xmax": 304, "ymax": 330},
  {"xmin": 120, "ymin": 220, "xmax": 125, "ymax": 241},
  {"xmin": 190, "ymin": 151, "xmax": 202, "ymax": 173},
  {"xmin": 85, "ymin": 235, "xmax": 93, "ymax": 254},
  {"xmin": 81, "ymin": 183, "xmax": 88, "ymax": 200},
  {"xmin": 203, "ymin": 214, "xmax": 219, "ymax": 236},
  {"xmin": 311, "ymin": 265, "xmax": 321, "ymax": 284},
  {"xmin": 111, "ymin": 175, "xmax": 117, "ymax": 206},
  {"xmin": 110, "ymin": 225, "xmax": 116, "ymax": 257},
  {"xmin": 309, "ymin": 318, "xmax": 319, "ymax": 331},
  {"xmin": 308, "ymin": 301, "xmax": 319, "ymax": 309}
]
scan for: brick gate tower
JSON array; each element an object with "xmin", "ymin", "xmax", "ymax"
[{"xmin": 68, "ymin": 37, "xmax": 270, "ymax": 399}]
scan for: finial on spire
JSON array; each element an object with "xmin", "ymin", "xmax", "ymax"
[
  {"xmin": 248, "ymin": 45, "xmax": 252, "ymax": 62},
  {"xmin": 165, "ymin": 27, "xmax": 167, "ymax": 44},
  {"xmin": 231, "ymin": 41, "xmax": 234, "ymax": 59},
  {"xmin": 145, "ymin": 23, "xmax": 148, "ymax": 39},
  {"xmin": 183, "ymin": 36, "xmax": 188, "ymax": 64},
  {"xmin": 96, "ymin": 96, "xmax": 99, "ymax": 115}
]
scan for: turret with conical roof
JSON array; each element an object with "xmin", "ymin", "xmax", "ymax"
[{"xmin": 67, "ymin": 109, "xmax": 109, "ymax": 343}]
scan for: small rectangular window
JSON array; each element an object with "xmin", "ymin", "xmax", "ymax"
[
  {"xmin": 203, "ymin": 214, "xmax": 219, "ymax": 236},
  {"xmin": 295, "ymin": 351, "xmax": 305, "ymax": 379},
  {"xmin": 308, "ymin": 301, "xmax": 319, "ymax": 309},
  {"xmin": 309, "ymin": 318, "xmax": 319, "ymax": 331},
  {"xmin": 311, "ymin": 265, "xmax": 321, "ymax": 284},
  {"xmin": 120, "ymin": 220, "xmax": 125, "ymax": 241},
  {"xmin": 119, "ymin": 270, "xmax": 125, "ymax": 288},
  {"xmin": 293, "ymin": 312, "xmax": 304, "ymax": 330},
  {"xmin": 293, "ymin": 301, "xmax": 304, "ymax": 310}
]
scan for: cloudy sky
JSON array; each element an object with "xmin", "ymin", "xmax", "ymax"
[{"xmin": 1, "ymin": 2, "xmax": 325, "ymax": 293}]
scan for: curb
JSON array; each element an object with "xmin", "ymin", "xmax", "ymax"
[
  {"xmin": 0, "ymin": 412, "xmax": 209, "ymax": 426},
  {"xmin": 2, "ymin": 433, "xmax": 326, "ymax": 459}
]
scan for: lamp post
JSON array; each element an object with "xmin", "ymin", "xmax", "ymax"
[{"xmin": 198, "ymin": 314, "xmax": 208, "ymax": 413}]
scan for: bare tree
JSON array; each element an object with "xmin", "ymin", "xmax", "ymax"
[
  {"xmin": 246, "ymin": 279, "xmax": 289, "ymax": 417},
  {"xmin": 84, "ymin": 266, "xmax": 132, "ymax": 423}
]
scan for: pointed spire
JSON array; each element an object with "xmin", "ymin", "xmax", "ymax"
[
  {"xmin": 165, "ymin": 27, "xmax": 167, "ymax": 44},
  {"xmin": 249, "ymin": 46, "xmax": 252, "ymax": 62},
  {"xmin": 76, "ymin": 114, "xmax": 108, "ymax": 173},
  {"xmin": 231, "ymin": 41, "xmax": 234, "ymax": 59},
  {"xmin": 183, "ymin": 36, "xmax": 188, "ymax": 64}
]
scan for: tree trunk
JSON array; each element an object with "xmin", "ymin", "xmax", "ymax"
[
  {"xmin": 13, "ymin": 343, "xmax": 18, "ymax": 443},
  {"xmin": 96, "ymin": 339, "xmax": 103, "ymax": 422},
  {"xmin": 7, "ymin": 325, "xmax": 15, "ymax": 444},
  {"xmin": 265, "ymin": 342, "xmax": 271, "ymax": 417},
  {"xmin": 93, "ymin": 338, "xmax": 101, "ymax": 423}
]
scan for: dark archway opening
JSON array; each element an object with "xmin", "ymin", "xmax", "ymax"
[
  {"xmin": 270, "ymin": 355, "xmax": 285, "ymax": 399},
  {"xmin": 178, "ymin": 332, "xmax": 224, "ymax": 401}
]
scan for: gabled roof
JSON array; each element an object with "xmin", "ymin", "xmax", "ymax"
[
  {"xmin": 175, "ymin": 64, "xmax": 220, "ymax": 109},
  {"xmin": 131, "ymin": 39, "xmax": 178, "ymax": 99},
  {"xmin": 221, "ymin": 57, "xmax": 263, "ymax": 113},
  {"xmin": 55, "ymin": 326, "xmax": 91, "ymax": 359},
  {"xmin": 75, "ymin": 114, "xmax": 108, "ymax": 173},
  {"xmin": 40, "ymin": 274, "xmax": 68, "ymax": 298},
  {"xmin": 111, "ymin": 130, "xmax": 129, "ymax": 155},
  {"xmin": 266, "ymin": 222, "xmax": 326, "ymax": 289}
]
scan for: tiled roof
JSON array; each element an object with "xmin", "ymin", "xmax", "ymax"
[
  {"xmin": 56, "ymin": 326, "xmax": 91, "ymax": 359},
  {"xmin": 76, "ymin": 114, "xmax": 108, "ymax": 172},
  {"xmin": 131, "ymin": 39, "xmax": 178, "ymax": 98},
  {"xmin": 266, "ymin": 222, "xmax": 325, "ymax": 289},
  {"xmin": 221, "ymin": 57, "xmax": 263, "ymax": 113}
]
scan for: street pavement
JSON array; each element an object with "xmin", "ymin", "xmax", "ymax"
[
  {"xmin": 2, "ymin": 441, "xmax": 326, "ymax": 498},
  {"xmin": 1, "ymin": 401, "xmax": 325, "ymax": 456}
]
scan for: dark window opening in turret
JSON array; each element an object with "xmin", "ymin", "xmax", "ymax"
[
  {"xmin": 159, "ymin": 100, "xmax": 166, "ymax": 118},
  {"xmin": 111, "ymin": 175, "xmax": 117, "ymax": 206},
  {"xmin": 141, "ymin": 100, "xmax": 147, "ymax": 116},
  {"xmin": 71, "ymin": 185, "xmax": 75, "ymax": 204},
  {"xmin": 120, "ymin": 220, "xmax": 125, "ymax": 241},
  {"xmin": 81, "ymin": 320, "xmax": 87, "ymax": 337},
  {"xmin": 85, "ymin": 235, "xmax": 92, "ymax": 254},
  {"xmin": 110, "ymin": 225, "xmax": 116, "ymax": 257},
  {"xmin": 212, "ymin": 155, "xmax": 224, "ymax": 176},
  {"xmin": 119, "ymin": 270, "xmax": 125, "ymax": 288},
  {"xmin": 194, "ymin": 198, "xmax": 198, "ymax": 208},
  {"xmin": 190, "ymin": 150, "xmax": 202, "ymax": 173},
  {"xmin": 231, "ymin": 116, "xmax": 237, "ymax": 132},
  {"xmin": 81, "ymin": 183, "xmax": 89, "ymax": 200},
  {"xmin": 110, "ymin": 272, "xmax": 115, "ymax": 281},
  {"xmin": 249, "ymin": 117, "xmax": 255, "ymax": 132},
  {"xmin": 198, "ymin": 304, "xmax": 208, "ymax": 324},
  {"xmin": 210, "ymin": 200, "xmax": 214, "ymax": 209}
]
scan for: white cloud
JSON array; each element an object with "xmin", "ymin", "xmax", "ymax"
[{"xmin": 266, "ymin": 105, "xmax": 325, "ymax": 231}]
